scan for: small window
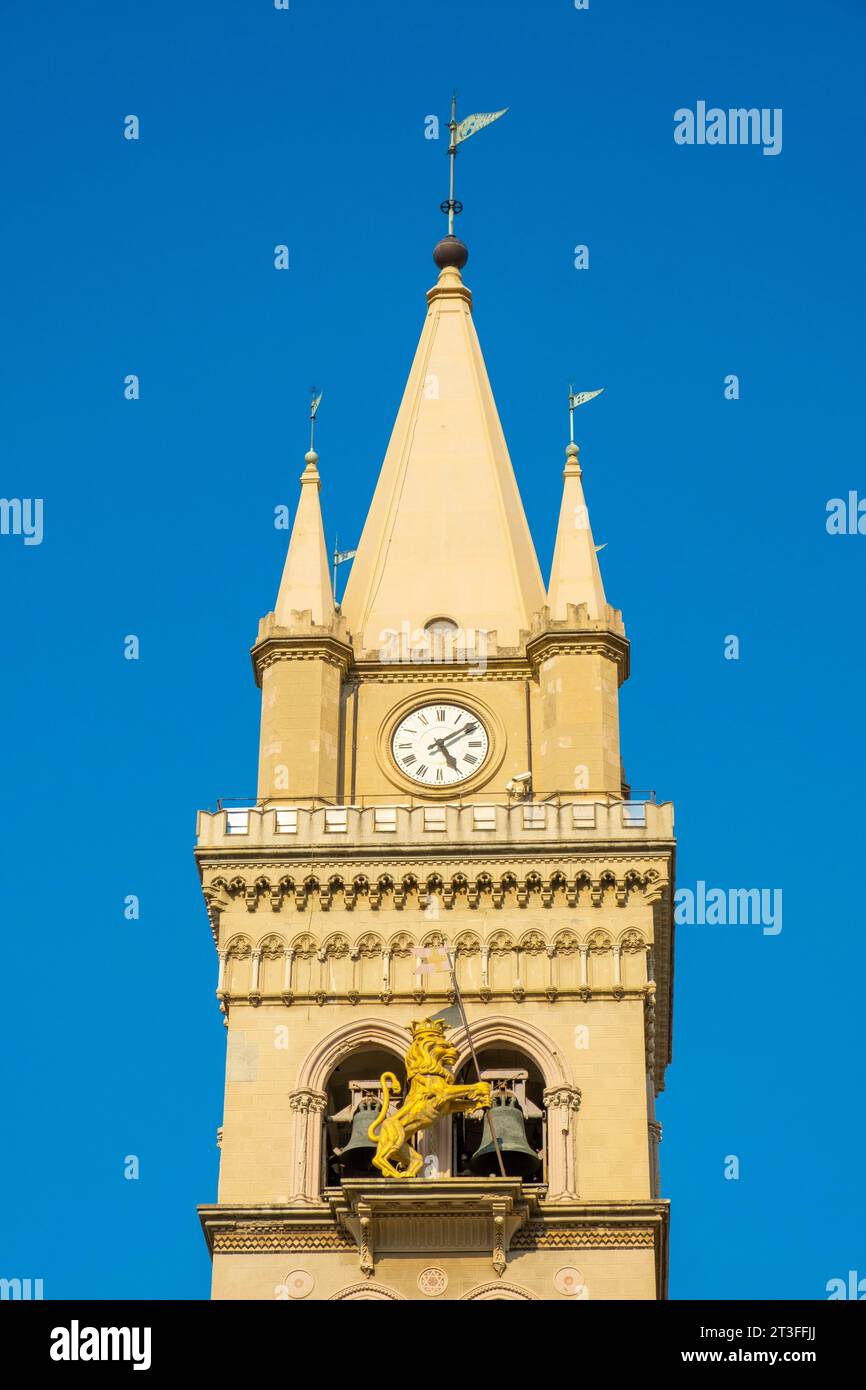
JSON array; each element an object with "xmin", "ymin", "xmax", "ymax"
[
  {"xmin": 274, "ymin": 809, "xmax": 298, "ymax": 834},
  {"xmin": 424, "ymin": 807, "xmax": 447, "ymax": 831},
  {"xmin": 523, "ymin": 805, "xmax": 546, "ymax": 829},
  {"xmin": 325, "ymin": 808, "xmax": 349, "ymax": 833},
  {"xmin": 374, "ymin": 807, "xmax": 398, "ymax": 832},
  {"xmin": 424, "ymin": 616, "xmax": 460, "ymax": 662},
  {"xmin": 622, "ymin": 802, "xmax": 646, "ymax": 828},
  {"xmin": 572, "ymin": 804, "xmax": 596, "ymax": 829},
  {"xmin": 225, "ymin": 809, "xmax": 250, "ymax": 836},
  {"xmin": 473, "ymin": 806, "xmax": 496, "ymax": 831},
  {"xmin": 424, "ymin": 616, "xmax": 459, "ymax": 635}
]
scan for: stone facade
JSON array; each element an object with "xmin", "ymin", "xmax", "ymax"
[{"xmin": 195, "ymin": 252, "xmax": 675, "ymax": 1301}]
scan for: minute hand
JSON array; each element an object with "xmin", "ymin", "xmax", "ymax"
[{"xmin": 435, "ymin": 721, "xmax": 480, "ymax": 750}]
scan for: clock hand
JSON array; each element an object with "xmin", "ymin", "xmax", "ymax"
[
  {"xmin": 437, "ymin": 721, "xmax": 479, "ymax": 750},
  {"xmin": 427, "ymin": 737, "xmax": 459, "ymax": 771}
]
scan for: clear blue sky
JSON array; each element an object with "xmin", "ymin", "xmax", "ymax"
[{"xmin": 2, "ymin": 0, "xmax": 864, "ymax": 1300}]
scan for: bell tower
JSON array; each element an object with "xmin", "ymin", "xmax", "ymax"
[{"xmin": 196, "ymin": 227, "xmax": 675, "ymax": 1303}]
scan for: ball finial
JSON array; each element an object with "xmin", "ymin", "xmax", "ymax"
[{"xmin": 433, "ymin": 235, "xmax": 469, "ymax": 271}]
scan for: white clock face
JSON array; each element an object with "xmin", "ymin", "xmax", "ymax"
[{"xmin": 391, "ymin": 702, "xmax": 490, "ymax": 787}]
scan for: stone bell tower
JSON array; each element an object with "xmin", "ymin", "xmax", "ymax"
[{"xmin": 196, "ymin": 230, "xmax": 675, "ymax": 1302}]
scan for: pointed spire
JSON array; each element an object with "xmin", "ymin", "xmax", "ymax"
[
  {"xmin": 547, "ymin": 441, "xmax": 607, "ymax": 622},
  {"xmin": 274, "ymin": 447, "xmax": 335, "ymax": 626},
  {"xmin": 341, "ymin": 256, "xmax": 546, "ymax": 650}
]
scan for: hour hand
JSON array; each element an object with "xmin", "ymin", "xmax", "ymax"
[{"xmin": 428, "ymin": 737, "xmax": 459, "ymax": 770}]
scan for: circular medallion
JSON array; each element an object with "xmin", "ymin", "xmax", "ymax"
[
  {"xmin": 554, "ymin": 1267, "xmax": 587, "ymax": 1298},
  {"xmin": 417, "ymin": 1266, "xmax": 448, "ymax": 1296},
  {"xmin": 283, "ymin": 1269, "xmax": 314, "ymax": 1299},
  {"xmin": 391, "ymin": 702, "xmax": 490, "ymax": 787}
]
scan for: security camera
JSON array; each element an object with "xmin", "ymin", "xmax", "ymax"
[{"xmin": 506, "ymin": 772, "xmax": 533, "ymax": 798}]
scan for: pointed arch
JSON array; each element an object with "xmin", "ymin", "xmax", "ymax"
[
  {"xmin": 295, "ymin": 1017, "xmax": 412, "ymax": 1093},
  {"xmin": 448, "ymin": 1013, "xmax": 572, "ymax": 1089}
]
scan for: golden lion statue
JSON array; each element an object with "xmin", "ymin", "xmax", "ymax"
[{"xmin": 368, "ymin": 1018, "xmax": 491, "ymax": 1178}]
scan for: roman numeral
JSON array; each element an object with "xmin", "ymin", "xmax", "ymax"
[
  {"xmin": 468, "ymin": 740, "xmax": 483, "ymax": 747},
  {"xmin": 436, "ymin": 708, "xmax": 446, "ymax": 721},
  {"xmin": 435, "ymin": 769, "xmax": 443, "ymax": 782},
  {"xmin": 417, "ymin": 764, "xmax": 429, "ymax": 777},
  {"xmin": 418, "ymin": 713, "xmax": 429, "ymax": 726},
  {"xmin": 402, "ymin": 754, "xmax": 417, "ymax": 766},
  {"xmin": 464, "ymin": 753, "xmax": 478, "ymax": 765}
]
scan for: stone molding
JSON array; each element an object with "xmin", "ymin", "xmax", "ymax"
[
  {"xmin": 202, "ymin": 865, "xmax": 670, "ymax": 915},
  {"xmin": 199, "ymin": 1197, "xmax": 670, "ymax": 1299},
  {"xmin": 328, "ymin": 1178, "xmax": 537, "ymax": 1279}
]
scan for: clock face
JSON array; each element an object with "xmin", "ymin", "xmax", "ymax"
[{"xmin": 390, "ymin": 702, "xmax": 490, "ymax": 787}]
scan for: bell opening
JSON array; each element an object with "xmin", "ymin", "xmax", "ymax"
[
  {"xmin": 456, "ymin": 1047, "xmax": 546, "ymax": 1182},
  {"xmin": 325, "ymin": 1046, "xmax": 404, "ymax": 1184}
]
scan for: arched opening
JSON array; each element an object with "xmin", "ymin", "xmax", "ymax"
[
  {"xmin": 323, "ymin": 1045, "xmax": 403, "ymax": 1185},
  {"xmin": 454, "ymin": 1045, "xmax": 546, "ymax": 1183},
  {"xmin": 462, "ymin": 1282, "xmax": 538, "ymax": 1301},
  {"xmin": 424, "ymin": 616, "xmax": 460, "ymax": 662}
]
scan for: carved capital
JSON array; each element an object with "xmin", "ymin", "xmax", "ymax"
[
  {"xmin": 288, "ymin": 1088, "xmax": 328, "ymax": 1116},
  {"xmin": 543, "ymin": 1085, "xmax": 583, "ymax": 1114}
]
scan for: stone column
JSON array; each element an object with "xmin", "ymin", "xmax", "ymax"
[
  {"xmin": 282, "ymin": 947, "xmax": 295, "ymax": 1000},
  {"xmin": 480, "ymin": 946, "xmax": 490, "ymax": 990},
  {"xmin": 250, "ymin": 948, "xmax": 262, "ymax": 996},
  {"xmin": 648, "ymin": 1120, "xmax": 662, "ymax": 1199},
  {"xmin": 543, "ymin": 1085, "xmax": 582, "ymax": 1200},
  {"xmin": 287, "ymin": 1088, "xmax": 328, "ymax": 1202}
]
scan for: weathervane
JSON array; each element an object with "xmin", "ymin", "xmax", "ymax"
[
  {"xmin": 332, "ymin": 535, "xmax": 357, "ymax": 602},
  {"xmin": 309, "ymin": 389, "xmax": 323, "ymax": 454},
  {"xmin": 568, "ymin": 385, "xmax": 604, "ymax": 443},
  {"xmin": 442, "ymin": 94, "xmax": 508, "ymax": 235}
]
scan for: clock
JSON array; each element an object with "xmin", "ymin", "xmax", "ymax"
[{"xmin": 390, "ymin": 702, "xmax": 490, "ymax": 787}]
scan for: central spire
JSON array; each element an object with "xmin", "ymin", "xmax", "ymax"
[
  {"xmin": 342, "ymin": 100, "xmax": 545, "ymax": 652},
  {"xmin": 340, "ymin": 251, "xmax": 546, "ymax": 651}
]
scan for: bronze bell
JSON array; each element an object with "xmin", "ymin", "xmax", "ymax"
[
  {"xmin": 334, "ymin": 1097, "xmax": 380, "ymax": 1177},
  {"xmin": 470, "ymin": 1088, "xmax": 542, "ymax": 1178}
]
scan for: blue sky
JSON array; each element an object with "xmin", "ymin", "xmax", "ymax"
[{"xmin": 2, "ymin": 0, "xmax": 864, "ymax": 1299}]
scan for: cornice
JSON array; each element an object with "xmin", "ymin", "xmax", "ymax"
[
  {"xmin": 198, "ymin": 1198, "xmax": 669, "ymax": 1274},
  {"xmin": 251, "ymin": 632, "xmax": 355, "ymax": 687},
  {"xmin": 348, "ymin": 659, "xmax": 532, "ymax": 684},
  {"xmin": 195, "ymin": 843, "xmax": 675, "ymax": 874},
  {"xmin": 526, "ymin": 627, "xmax": 630, "ymax": 684}
]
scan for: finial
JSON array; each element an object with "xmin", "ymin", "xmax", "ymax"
[
  {"xmin": 564, "ymin": 440, "xmax": 581, "ymax": 476},
  {"xmin": 436, "ymin": 94, "xmax": 508, "ymax": 255},
  {"xmin": 433, "ymin": 234, "xmax": 469, "ymax": 270}
]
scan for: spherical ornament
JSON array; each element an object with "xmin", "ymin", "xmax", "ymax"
[{"xmin": 433, "ymin": 235, "xmax": 469, "ymax": 271}]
